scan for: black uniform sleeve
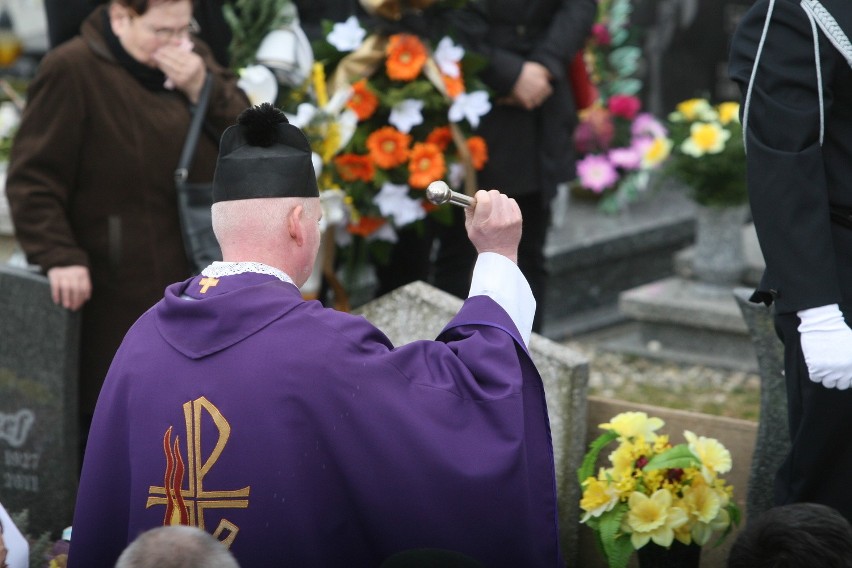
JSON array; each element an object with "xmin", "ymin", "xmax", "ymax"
[{"xmin": 729, "ymin": 0, "xmax": 843, "ymax": 313}]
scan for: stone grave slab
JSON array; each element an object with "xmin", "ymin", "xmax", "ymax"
[
  {"xmin": 541, "ymin": 189, "xmax": 696, "ymax": 339},
  {"xmin": 0, "ymin": 264, "xmax": 81, "ymax": 537},
  {"xmin": 354, "ymin": 281, "xmax": 590, "ymax": 566},
  {"xmin": 604, "ymin": 224, "xmax": 764, "ymax": 372}
]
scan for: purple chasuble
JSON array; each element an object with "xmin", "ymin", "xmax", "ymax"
[{"xmin": 68, "ymin": 272, "xmax": 561, "ymax": 567}]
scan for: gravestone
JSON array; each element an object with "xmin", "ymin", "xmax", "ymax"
[
  {"xmin": 0, "ymin": 264, "xmax": 81, "ymax": 537},
  {"xmin": 632, "ymin": 0, "xmax": 752, "ymax": 116},
  {"xmin": 542, "ymin": 188, "xmax": 696, "ymax": 338},
  {"xmin": 606, "ymin": 223, "xmax": 763, "ymax": 372},
  {"xmin": 355, "ymin": 281, "xmax": 590, "ymax": 567},
  {"xmin": 732, "ymin": 288, "xmax": 789, "ymax": 520}
]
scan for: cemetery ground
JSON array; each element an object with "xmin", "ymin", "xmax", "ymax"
[{"xmin": 563, "ymin": 322, "xmax": 761, "ymax": 422}]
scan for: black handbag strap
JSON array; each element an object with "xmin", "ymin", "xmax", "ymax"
[{"xmin": 175, "ymin": 72, "xmax": 214, "ymax": 187}]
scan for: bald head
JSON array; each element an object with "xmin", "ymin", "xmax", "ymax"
[
  {"xmin": 212, "ymin": 196, "xmax": 323, "ymax": 286},
  {"xmin": 115, "ymin": 525, "xmax": 240, "ymax": 568}
]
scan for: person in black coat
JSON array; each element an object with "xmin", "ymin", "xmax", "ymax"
[
  {"xmin": 432, "ymin": 0, "xmax": 596, "ymax": 332},
  {"xmin": 729, "ymin": 0, "xmax": 852, "ymax": 522}
]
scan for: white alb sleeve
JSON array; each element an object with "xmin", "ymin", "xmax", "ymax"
[{"xmin": 468, "ymin": 252, "xmax": 536, "ymax": 346}]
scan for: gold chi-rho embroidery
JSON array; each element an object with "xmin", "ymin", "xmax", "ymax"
[{"xmin": 146, "ymin": 396, "xmax": 250, "ymax": 548}]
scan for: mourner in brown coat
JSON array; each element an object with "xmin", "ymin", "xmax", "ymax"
[{"xmin": 6, "ymin": 0, "xmax": 249, "ymax": 438}]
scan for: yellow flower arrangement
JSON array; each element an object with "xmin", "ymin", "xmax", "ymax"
[
  {"xmin": 578, "ymin": 411, "xmax": 740, "ymax": 568},
  {"xmin": 662, "ymin": 98, "xmax": 746, "ymax": 207}
]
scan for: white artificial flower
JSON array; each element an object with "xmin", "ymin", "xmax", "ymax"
[
  {"xmin": 367, "ymin": 222, "xmax": 398, "ymax": 243},
  {"xmin": 433, "ymin": 36, "xmax": 464, "ymax": 77},
  {"xmin": 327, "ymin": 16, "xmax": 366, "ymax": 52},
  {"xmin": 0, "ymin": 102, "xmax": 19, "ymax": 140},
  {"xmin": 448, "ymin": 90, "xmax": 491, "ymax": 129},
  {"xmin": 335, "ymin": 109, "xmax": 359, "ymax": 153},
  {"xmin": 287, "ymin": 103, "xmax": 318, "ymax": 129},
  {"xmin": 334, "ymin": 222, "xmax": 353, "ymax": 248},
  {"xmin": 320, "ymin": 189, "xmax": 348, "ymax": 227},
  {"xmin": 448, "ymin": 163, "xmax": 465, "ymax": 189},
  {"xmin": 311, "ymin": 152, "xmax": 323, "ymax": 182},
  {"xmin": 373, "ymin": 182, "xmax": 427, "ymax": 227},
  {"xmin": 324, "ymin": 86, "xmax": 353, "ymax": 116},
  {"xmin": 237, "ymin": 64, "xmax": 278, "ymax": 106},
  {"xmin": 389, "ymin": 99, "xmax": 424, "ymax": 133}
]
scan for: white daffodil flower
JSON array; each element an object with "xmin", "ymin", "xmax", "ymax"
[
  {"xmin": 373, "ymin": 182, "xmax": 426, "ymax": 227},
  {"xmin": 389, "ymin": 99, "xmax": 424, "ymax": 133},
  {"xmin": 448, "ymin": 90, "xmax": 491, "ymax": 129},
  {"xmin": 237, "ymin": 64, "xmax": 278, "ymax": 106},
  {"xmin": 433, "ymin": 36, "xmax": 464, "ymax": 77},
  {"xmin": 327, "ymin": 16, "xmax": 366, "ymax": 52}
]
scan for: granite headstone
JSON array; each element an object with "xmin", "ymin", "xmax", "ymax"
[
  {"xmin": 354, "ymin": 281, "xmax": 590, "ymax": 566},
  {"xmin": 0, "ymin": 264, "xmax": 81, "ymax": 537}
]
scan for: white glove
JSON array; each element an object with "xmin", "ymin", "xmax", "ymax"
[{"xmin": 797, "ymin": 303, "xmax": 852, "ymax": 389}]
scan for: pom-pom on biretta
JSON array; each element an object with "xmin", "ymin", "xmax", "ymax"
[
  {"xmin": 213, "ymin": 104, "xmax": 319, "ymax": 202},
  {"xmin": 237, "ymin": 103, "xmax": 289, "ymax": 147}
]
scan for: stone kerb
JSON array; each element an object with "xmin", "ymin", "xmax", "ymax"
[
  {"xmin": 732, "ymin": 288, "xmax": 789, "ymax": 520},
  {"xmin": 354, "ymin": 281, "xmax": 590, "ymax": 566},
  {"xmin": 0, "ymin": 264, "xmax": 81, "ymax": 537}
]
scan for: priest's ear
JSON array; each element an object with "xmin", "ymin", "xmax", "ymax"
[{"xmin": 286, "ymin": 203, "xmax": 306, "ymax": 246}]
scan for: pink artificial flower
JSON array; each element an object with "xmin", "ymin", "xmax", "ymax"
[
  {"xmin": 608, "ymin": 147, "xmax": 641, "ymax": 170},
  {"xmin": 574, "ymin": 106, "xmax": 615, "ymax": 154},
  {"xmin": 591, "ymin": 23, "xmax": 611, "ymax": 46},
  {"xmin": 577, "ymin": 154, "xmax": 619, "ymax": 193},
  {"xmin": 631, "ymin": 112, "xmax": 668, "ymax": 139},
  {"xmin": 608, "ymin": 94, "xmax": 642, "ymax": 120}
]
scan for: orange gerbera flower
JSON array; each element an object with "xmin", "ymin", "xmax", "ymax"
[
  {"xmin": 385, "ymin": 34, "xmax": 427, "ymax": 81},
  {"xmin": 334, "ymin": 153, "xmax": 375, "ymax": 182},
  {"xmin": 466, "ymin": 136, "xmax": 488, "ymax": 170},
  {"xmin": 421, "ymin": 199, "xmax": 439, "ymax": 214},
  {"xmin": 408, "ymin": 142, "xmax": 446, "ymax": 189},
  {"xmin": 426, "ymin": 126, "xmax": 453, "ymax": 152},
  {"xmin": 442, "ymin": 73, "xmax": 465, "ymax": 98},
  {"xmin": 348, "ymin": 216, "xmax": 386, "ymax": 237},
  {"xmin": 347, "ymin": 79, "xmax": 379, "ymax": 121},
  {"xmin": 366, "ymin": 126, "xmax": 411, "ymax": 169}
]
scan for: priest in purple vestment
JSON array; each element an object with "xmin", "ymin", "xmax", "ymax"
[{"xmin": 67, "ymin": 104, "xmax": 562, "ymax": 567}]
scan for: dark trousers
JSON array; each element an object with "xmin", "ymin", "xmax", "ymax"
[
  {"xmin": 432, "ymin": 192, "xmax": 551, "ymax": 332},
  {"xmin": 774, "ymin": 309, "xmax": 852, "ymax": 522}
]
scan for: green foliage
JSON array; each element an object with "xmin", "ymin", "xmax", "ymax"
[
  {"xmin": 578, "ymin": 430, "xmax": 619, "ymax": 483},
  {"xmin": 224, "ymin": 0, "xmax": 293, "ymax": 70},
  {"xmin": 643, "ymin": 444, "xmax": 701, "ymax": 472},
  {"xmin": 10, "ymin": 509, "xmax": 57, "ymax": 568},
  {"xmin": 664, "ymin": 108, "xmax": 747, "ymax": 207}
]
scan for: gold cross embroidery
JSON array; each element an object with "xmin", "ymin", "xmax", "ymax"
[
  {"xmin": 146, "ymin": 397, "xmax": 251, "ymax": 548},
  {"xmin": 198, "ymin": 277, "xmax": 219, "ymax": 294}
]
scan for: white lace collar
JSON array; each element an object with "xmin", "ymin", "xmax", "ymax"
[{"xmin": 200, "ymin": 261, "xmax": 295, "ymax": 286}]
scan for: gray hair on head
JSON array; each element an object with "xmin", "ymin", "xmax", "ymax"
[{"xmin": 115, "ymin": 525, "xmax": 240, "ymax": 568}]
